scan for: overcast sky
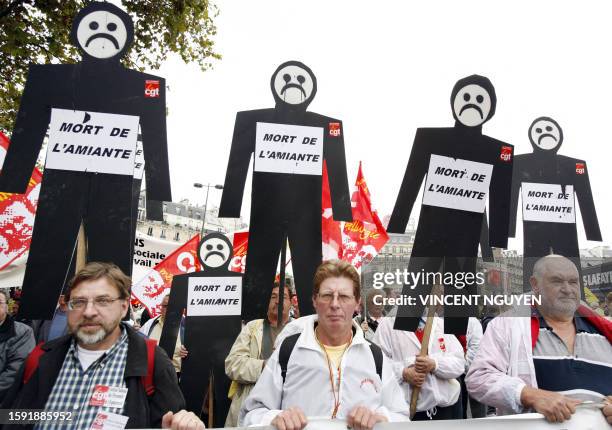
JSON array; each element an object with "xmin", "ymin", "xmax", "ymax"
[{"xmin": 155, "ymin": 0, "xmax": 612, "ymax": 252}]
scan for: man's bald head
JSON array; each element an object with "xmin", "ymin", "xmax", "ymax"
[
  {"xmin": 532, "ymin": 255, "xmax": 579, "ymax": 281},
  {"xmin": 530, "ymin": 255, "xmax": 580, "ymax": 320}
]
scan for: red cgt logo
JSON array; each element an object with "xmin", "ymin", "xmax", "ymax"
[
  {"xmin": 329, "ymin": 122, "xmax": 341, "ymax": 137},
  {"xmin": 500, "ymin": 146, "xmax": 512, "ymax": 162},
  {"xmin": 145, "ymin": 80, "xmax": 160, "ymax": 98},
  {"xmin": 576, "ymin": 163, "xmax": 585, "ymax": 175}
]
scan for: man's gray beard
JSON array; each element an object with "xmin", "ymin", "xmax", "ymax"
[
  {"xmin": 540, "ymin": 297, "xmax": 579, "ymax": 320},
  {"xmin": 75, "ymin": 326, "xmax": 110, "ymax": 345}
]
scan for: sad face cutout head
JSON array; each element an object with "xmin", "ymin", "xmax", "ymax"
[
  {"xmin": 197, "ymin": 233, "xmax": 233, "ymax": 270},
  {"xmin": 271, "ymin": 61, "xmax": 317, "ymax": 108},
  {"xmin": 71, "ymin": 2, "xmax": 134, "ymax": 60},
  {"xmin": 451, "ymin": 75, "xmax": 497, "ymax": 127},
  {"xmin": 528, "ymin": 116, "xmax": 563, "ymax": 152}
]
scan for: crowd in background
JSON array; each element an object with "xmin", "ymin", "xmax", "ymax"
[{"xmin": 0, "ymin": 256, "xmax": 610, "ymax": 429}]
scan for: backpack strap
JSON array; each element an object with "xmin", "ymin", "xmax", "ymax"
[
  {"xmin": 279, "ymin": 333, "xmax": 300, "ymax": 384},
  {"xmin": 279, "ymin": 333, "xmax": 384, "ymax": 383},
  {"xmin": 368, "ymin": 342, "xmax": 383, "ymax": 381},
  {"xmin": 147, "ymin": 317, "xmax": 160, "ymax": 337},
  {"xmin": 142, "ymin": 338, "xmax": 157, "ymax": 396},
  {"xmin": 23, "ymin": 342, "xmax": 46, "ymax": 385}
]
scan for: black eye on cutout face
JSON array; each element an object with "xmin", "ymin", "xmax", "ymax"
[
  {"xmin": 283, "ymin": 74, "xmax": 291, "ymax": 83},
  {"xmin": 107, "ymin": 22, "xmax": 117, "ymax": 31},
  {"xmin": 297, "ymin": 75, "xmax": 305, "ymax": 84},
  {"xmin": 476, "ymin": 95, "xmax": 484, "ymax": 103},
  {"xmin": 206, "ymin": 244, "xmax": 213, "ymax": 250},
  {"xmin": 89, "ymin": 21, "xmax": 99, "ymax": 30},
  {"xmin": 536, "ymin": 128, "xmax": 542, "ymax": 133},
  {"xmin": 216, "ymin": 244, "xmax": 223, "ymax": 250},
  {"xmin": 545, "ymin": 125, "xmax": 553, "ymax": 132},
  {"xmin": 463, "ymin": 93, "xmax": 471, "ymax": 102}
]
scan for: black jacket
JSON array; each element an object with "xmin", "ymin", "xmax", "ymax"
[{"xmin": 1, "ymin": 324, "xmax": 185, "ymax": 429}]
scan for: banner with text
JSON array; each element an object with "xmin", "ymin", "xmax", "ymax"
[
  {"xmin": 255, "ymin": 122, "xmax": 323, "ymax": 175},
  {"xmin": 423, "ymin": 154, "xmax": 492, "ymax": 213},
  {"xmin": 521, "ymin": 182, "xmax": 576, "ymax": 223},
  {"xmin": 187, "ymin": 276, "xmax": 242, "ymax": 316},
  {"xmin": 131, "ymin": 235, "xmax": 200, "ymax": 317},
  {"xmin": 46, "ymin": 108, "xmax": 139, "ymax": 175}
]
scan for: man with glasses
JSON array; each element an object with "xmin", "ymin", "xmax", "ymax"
[
  {"xmin": 2, "ymin": 262, "xmax": 204, "ymax": 429},
  {"xmin": 240, "ymin": 260, "xmax": 410, "ymax": 430},
  {"xmin": 0, "ymin": 290, "xmax": 35, "ymax": 402}
]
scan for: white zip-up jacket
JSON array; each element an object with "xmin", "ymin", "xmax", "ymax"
[
  {"xmin": 465, "ymin": 312, "xmax": 537, "ymax": 416},
  {"xmin": 372, "ymin": 316, "xmax": 464, "ymax": 413},
  {"xmin": 239, "ymin": 315, "xmax": 411, "ymax": 426}
]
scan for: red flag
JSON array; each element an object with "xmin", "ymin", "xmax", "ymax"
[
  {"xmin": 0, "ymin": 132, "xmax": 8, "ymax": 169},
  {"xmin": 131, "ymin": 234, "xmax": 201, "ymax": 317},
  {"xmin": 0, "ymin": 133, "xmax": 43, "ymax": 271},
  {"xmin": 230, "ymin": 230, "xmax": 249, "ymax": 273},
  {"xmin": 321, "ymin": 161, "xmax": 344, "ymax": 260},
  {"xmin": 341, "ymin": 162, "xmax": 389, "ymax": 268}
]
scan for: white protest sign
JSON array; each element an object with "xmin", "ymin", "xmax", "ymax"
[
  {"xmin": 521, "ymin": 182, "xmax": 576, "ymax": 224},
  {"xmin": 133, "ymin": 138, "xmax": 145, "ymax": 180},
  {"xmin": 422, "ymin": 154, "xmax": 493, "ymax": 213},
  {"xmin": 132, "ymin": 232, "xmax": 180, "ymax": 269},
  {"xmin": 255, "ymin": 122, "xmax": 323, "ymax": 175},
  {"xmin": 187, "ymin": 276, "xmax": 242, "ymax": 316},
  {"xmin": 46, "ymin": 108, "xmax": 138, "ymax": 175}
]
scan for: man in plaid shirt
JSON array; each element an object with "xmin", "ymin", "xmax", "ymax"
[{"xmin": 2, "ymin": 262, "xmax": 204, "ymax": 429}]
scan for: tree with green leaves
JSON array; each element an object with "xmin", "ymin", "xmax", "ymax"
[{"xmin": 0, "ymin": 0, "xmax": 220, "ymax": 133}]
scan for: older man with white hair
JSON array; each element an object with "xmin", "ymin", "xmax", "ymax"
[{"xmin": 466, "ymin": 254, "xmax": 612, "ymax": 423}]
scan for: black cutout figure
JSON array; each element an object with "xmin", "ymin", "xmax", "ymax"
[
  {"xmin": 509, "ymin": 116, "xmax": 601, "ymax": 292},
  {"xmin": 159, "ymin": 232, "xmax": 242, "ymax": 425},
  {"xmin": 0, "ymin": 2, "xmax": 171, "ymax": 319},
  {"xmin": 387, "ymin": 75, "xmax": 514, "ymax": 334},
  {"xmin": 219, "ymin": 61, "xmax": 352, "ymax": 320}
]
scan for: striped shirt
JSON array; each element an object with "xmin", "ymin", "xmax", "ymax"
[
  {"xmin": 532, "ymin": 310, "xmax": 612, "ymax": 400},
  {"xmin": 36, "ymin": 326, "xmax": 129, "ymax": 430}
]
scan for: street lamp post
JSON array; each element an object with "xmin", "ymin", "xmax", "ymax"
[{"xmin": 193, "ymin": 183, "xmax": 224, "ymax": 238}]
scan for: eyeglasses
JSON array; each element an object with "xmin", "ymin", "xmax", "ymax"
[
  {"xmin": 67, "ymin": 296, "xmax": 124, "ymax": 311},
  {"xmin": 317, "ymin": 292, "xmax": 355, "ymax": 304}
]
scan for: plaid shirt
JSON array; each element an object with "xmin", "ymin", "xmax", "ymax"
[{"xmin": 35, "ymin": 326, "xmax": 129, "ymax": 430}]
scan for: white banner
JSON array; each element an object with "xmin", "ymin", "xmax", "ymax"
[
  {"xmin": 521, "ymin": 182, "xmax": 576, "ymax": 224},
  {"xmin": 422, "ymin": 154, "xmax": 493, "ymax": 213},
  {"xmin": 187, "ymin": 276, "xmax": 242, "ymax": 316},
  {"xmin": 46, "ymin": 108, "xmax": 139, "ymax": 175},
  {"xmin": 255, "ymin": 122, "xmax": 323, "ymax": 175},
  {"xmin": 229, "ymin": 408, "xmax": 607, "ymax": 430},
  {"xmin": 133, "ymin": 232, "xmax": 179, "ymax": 269},
  {"xmin": 0, "ymin": 255, "xmax": 26, "ymax": 289}
]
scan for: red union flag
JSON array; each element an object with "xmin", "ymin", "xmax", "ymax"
[
  {"xmin": 321, "ymin": 161, "xmax": 388, "ymax": 268},
  {"xmin": 131, "ymin": 235, "xmax": 200, "ymax": 317},
  {"xmin": 321, "ymin": 161, "xmax": 344, "ymax": 260},
  {"xmin": 0, "ymin": 132, "xmax": 8, "ymax": 168},
  {"xmin": 341, "ymin": 162, "xmax": 389, "ymax": 268},
  {"xmin": 0, "ymin": 133, "xmax": 43, "ymax": 271},
  {"xmin": 230, "ymin": 230, "xmax": 249, "ymax": 273}
]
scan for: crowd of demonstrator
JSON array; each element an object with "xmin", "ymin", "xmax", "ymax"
[{"xmin": 0, "ymin": 256, "xmax": 610, "ymax": 429}]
